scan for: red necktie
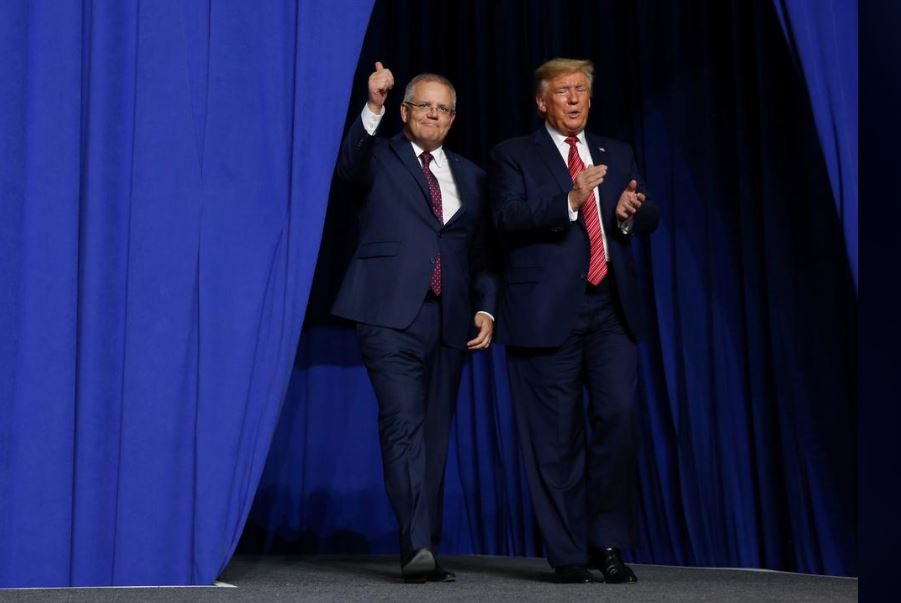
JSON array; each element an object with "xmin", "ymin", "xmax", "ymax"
[
  {"xmin": 565, "ymin": 136, "xmax": 607, "ymax": 285},
  {"xmin": 420, "ymin": 151, "xmax": 443, "ymax": 296}
]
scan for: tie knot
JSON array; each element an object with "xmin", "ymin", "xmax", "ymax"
[
  {"xmin": 420, "ymin": 151, "xmax": 433, "ymax": 166},
  {"xmin": 565, "ymin": 136, "xmax": 579, "ymax": 147}
]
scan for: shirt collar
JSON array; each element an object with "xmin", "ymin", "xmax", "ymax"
[
  {"xmin": 545, "ymin": 122, "xmax": 585, "ymax": 148},
  {"xmin": 410, "ymin": 140, "xmax": 446, "ymax": 168}
]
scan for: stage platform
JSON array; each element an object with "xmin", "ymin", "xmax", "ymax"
[{"xmin": 0, "ymin": 555, "xmax": 858, "ymax": 602}]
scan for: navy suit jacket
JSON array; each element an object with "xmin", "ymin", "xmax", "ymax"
[
  {"xmin": 332, "ymin": 116, "xmax": 497, "ymax": 349},
  {"xmin": 489, "ymin": 127, "xmax": 659, "ymax": 347}
]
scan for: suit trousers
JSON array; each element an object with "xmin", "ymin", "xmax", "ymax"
[
  {"xmin": 356, "ymin": 296, "xmax": 465, "ymax": 558},
  {"xmin": 506, "ymin": 278, "xmax": 639, "ymax": 567}
]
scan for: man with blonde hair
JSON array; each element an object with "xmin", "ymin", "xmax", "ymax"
[{"xmin": 490, "ymin": 58, "xmax": 659, "ymax": 584}]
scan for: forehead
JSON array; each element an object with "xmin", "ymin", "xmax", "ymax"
[
  {"xmin": 546, "ymin": 71, "xmax": 589, "ymax": 89},
  {"xmin": 411, "ymin": 80, "xmax": 453, "ymax": 102}
]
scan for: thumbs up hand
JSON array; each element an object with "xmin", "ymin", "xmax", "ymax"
[{"xmin": 368, "ymin": 61, "xmax": 395, "ymax": 113}]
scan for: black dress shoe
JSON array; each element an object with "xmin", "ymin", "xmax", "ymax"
[
  {"xmin": 553, "ymin": 564, "xmax": 594, "ymax": 583},
  {"xmin": 401, "ymin": 548, "xmax": 436, "ymax": 583},
  {"xmin": 589, "ymin": 547, "xmax": 637, "ymax": 583},
  {"xmin": 426, "ymin": 561, "xmax": 456, "ymax": 582}
]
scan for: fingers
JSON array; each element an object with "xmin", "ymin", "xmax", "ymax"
[
  {"xmin": 466, "ymin": 330, "xmax": 492, "ymax": 349},
  {"xmin": 371, "ymin": 71, "xmax": 393, "ymax": 92},
  {"xmin": 584, "ymin": 164, "xmax": 607, "ymax": 178},
  {"xmin": 575, "ymin": 164, "xmax": 607, "ymax": 190},
  {"xmin": 369, "ymin": 61, "xmax": 394, "ymax": 91},
  {"xmin": 467, "ymin": 336, "xmax": 490, "ymax": 349},
  {"xmin": 617, "ymin": 184, "xmax": 644, "ymax": 220},
  {"xmin": 367, "ymin": 63, "xmax": 394, "ymax": 110},
  {"xmin": 467, "ymin": 317, "xmax": 494, "ymax": 350},
  {"xmin": 618, "ymin": 199, "xmax": 638, "ymax": 219}
]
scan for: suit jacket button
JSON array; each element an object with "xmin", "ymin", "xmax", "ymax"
[{"xmin": 430, "ymin": 257, "xmax": 436, "ymax": 264}]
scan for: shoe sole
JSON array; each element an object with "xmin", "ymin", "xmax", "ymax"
[
  {"xmin": 402, "ymin": 549, "xmax": 436, "ymax": 583},
  {"xmin": 427, "ymin": 573, "xmax": 456, "ymax": 583}
]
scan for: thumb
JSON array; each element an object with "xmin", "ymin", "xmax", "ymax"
[
  {"xmin": 627, "ymin": 179, "xmax": 638, "ymax": 192},
  {"xmin": 375, "ymin": 61, "xmax": 384, "ymax": 71}
]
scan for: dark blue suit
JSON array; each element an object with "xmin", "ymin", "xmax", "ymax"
[
  {"xmin": 333, "ymin": 116, "xmax": 496, "ymax": 557},
  {"xmin": 490, "ymin": 126, "xmax": 658, "ymax": 567}
]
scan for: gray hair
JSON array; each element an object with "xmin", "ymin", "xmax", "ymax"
[{"xmin": 403, "ymin": 73, "xmax": 457, "ymax": 109}]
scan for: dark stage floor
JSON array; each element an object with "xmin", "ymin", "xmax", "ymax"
[{"xmin": 0, "ymin": 555, "xmax": 858, "ymax": 602}]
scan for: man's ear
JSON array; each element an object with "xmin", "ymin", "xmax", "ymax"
[
  {"xmin": 535, "ymin": 95, "xmax": 547, "ymax": 114},
  {"xmin": 400, "ymin": 104, "xmax": 408, "ymax": 123}
]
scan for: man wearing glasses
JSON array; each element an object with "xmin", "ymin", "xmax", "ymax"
[
  {"xmin": 489, "ymin": 58, "xmax": 659, "ymax": 584},
  {"xmin": 332, "ymin": 63, "xmax": 496, "ymax": 583}
]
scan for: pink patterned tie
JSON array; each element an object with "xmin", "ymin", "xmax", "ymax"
[
  {"xmin": 420, "ymin": 151, "xmax": 443, "ymax": 296},
  {"xmin": 565, "ymin": 136, "xmax": 607, "ymax": 285}
]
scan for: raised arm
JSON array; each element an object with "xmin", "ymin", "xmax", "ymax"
[{"xmin": 336, "ymin": 62, "xmax": 395, "ymax": 185}]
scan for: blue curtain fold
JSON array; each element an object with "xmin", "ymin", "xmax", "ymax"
[
  {"xmin": 0, "ymin": 0, "xmax": 373, "ymax": 587},
  {"xmin": 771, "ymin": 0, "xmax": 858, "ymax": 289}
]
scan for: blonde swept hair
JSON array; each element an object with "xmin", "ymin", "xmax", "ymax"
[{"xmin": 534, "ymin": 58, "xmax": 594, "ymax": 96}]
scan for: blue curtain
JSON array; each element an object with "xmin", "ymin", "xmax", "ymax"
[
  {"xmin": 772, "ymin": 0, "xmax": 858, "ymax": 289},
  {"xmin": 242, "ymin": 0, "xmax": 857, "ymax": 577},
  {"xmin": 0, "ymin": 0, "xmax": 373, "ymax": 588}
]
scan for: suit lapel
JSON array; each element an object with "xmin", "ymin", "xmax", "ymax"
[
  {"xmin": 390, "ymin": 135, "xmax": 431, "ymax": 203},
  {"xmin": 586, "ymin": 133, "xmax": 613, "ymax": 228},
  {"xmin": 533, "ymin": 127, "xmax": 591, "ymax": 233},
  {"xmin": 533, "ymin": 128, "xmax": 575, "ymax": 194}
]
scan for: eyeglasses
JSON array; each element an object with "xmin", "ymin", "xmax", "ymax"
[{"xmin": 403, "ymin": 101, "xmax": 455, "ymax": 116}]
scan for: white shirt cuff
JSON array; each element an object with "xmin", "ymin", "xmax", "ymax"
[
  {"xmin": 362, "ymin": 103, "xmax": 385, "ymax": 135},
  {"xmin": 476, "ymin": 310, "xmax": 495, "ymax": 322},
  {"xmin": 567, "ymin": 193, "xmax": 579, "ymax": 221}
]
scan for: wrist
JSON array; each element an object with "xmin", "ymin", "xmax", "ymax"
[{"xmin": 569, "ymin": 189, "xmax": 587, "ymax": 208}]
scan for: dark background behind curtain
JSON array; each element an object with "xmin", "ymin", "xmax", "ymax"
[
  {"xmin": 240, "ymin": 0, "xmax": 858, "ymax": 577},
  {"xmin": 0, "ymin": 0, "xmax": 373, "ymax": 588}
]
